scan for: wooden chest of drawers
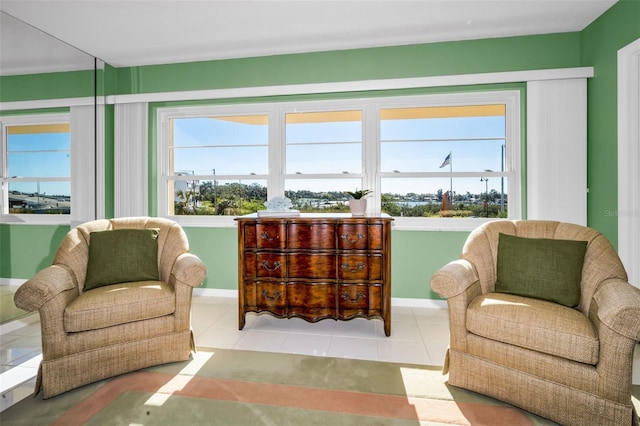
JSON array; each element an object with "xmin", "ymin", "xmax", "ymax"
[{"xmin": 236, "ymin": 214, "xmax": 393, "ymax": 336}]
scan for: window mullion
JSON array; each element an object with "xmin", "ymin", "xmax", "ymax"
[
  {"xmin": 268, "ymin": 107, "xmax": 284, "ymax": 199},
  {"xmin": 364, "ymin": 103, "xmax": 379, "ymax": 214}
]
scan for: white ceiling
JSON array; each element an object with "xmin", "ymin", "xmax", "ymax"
[{"xmin": 0, "ymin": 0, "xmax": 618, "ymax": 75}]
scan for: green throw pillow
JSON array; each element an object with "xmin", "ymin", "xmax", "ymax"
[
  {"xmin": 84, "ymin": 228, "xmax": 160, "ymax": 291},
  {"xmin": 495, "ymin": 233, "xmax": 587, "ymax": 307}
]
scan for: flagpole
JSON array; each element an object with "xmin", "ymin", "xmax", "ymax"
[
  {"xmin": 449, "ymin": 151, "xmax": 453, "ymax": 210},
  {"xmin": 439, "ymin": 151, "xmax": 453, "ymax": 212}
]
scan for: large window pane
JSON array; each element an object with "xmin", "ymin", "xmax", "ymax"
[
  {"xmin": 167, "ymin": 114, "xmax": 269, "ymax": 216},
  {"xmin": 380, "ymin": 105, "xmax": 506, "ymax": 173},
  {"xmin": 171, "ymin": 116, "xmax": 268, "ymax": 175},
  {"xmin": 380, "ymin": 104, "xmax": 508, "ymax": 219},
  {"xmin": 7, "ymin": 127, "xmax": 70, "ymax": 177},
  {"xmin": 286, "ymin": 110, "xmax": 362, "ymax": 174},
  {"xmin": 5, "ymin": 123, "xmax": 71, "ymax": 215}
]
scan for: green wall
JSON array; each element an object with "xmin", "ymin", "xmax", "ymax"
[
  {"xmin": 115, "ymin": 32, "xmax": 581, "ymax": 95},
  {"xmin": 391, "ymin": 230, "xmax": 470, "ymax": 299},
  {"xmin": 2, "ymin": 1, "xmax": 637, "ymax": 300},
  {"xmin": 580, "ymin": 0, "xmax": 640, "ymax": 248},
  {"xmin": 0, "ymin": 69, "xmax": 97, "ymax": 102},
  {"xmin": 0, "ymin": 224, "xmax": 69, "ymax": 278},
  {"xmin": 182, "ymin": 227, "xmax": 237, "ymax": 290}
]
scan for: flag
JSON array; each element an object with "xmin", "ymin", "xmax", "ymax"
[{"xmin": 439, "ymin": 152, "xmax": 451, "ymax": 168}]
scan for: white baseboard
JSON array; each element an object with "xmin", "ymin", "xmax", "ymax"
[
  {"xmin": 0, "ymin": 278, "xmax": 27, "ymax": 287},
  {"xmin": 192, "ymin": 287, "xmax": 237, "ymax": 298}
]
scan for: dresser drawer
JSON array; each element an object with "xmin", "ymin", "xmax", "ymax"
[
  {"xmin": 337, "ymin": 224, "xmax": 369, "ymax": 250},
  {"xmin": 256, "ymin": 282, "xmax": 287, "ymax": 310},
  {"xmin": 287, "ymin": 282, "xmax": 336, "ymax": 309},
  {"xmin": 254, "ymin": 254, "xmax": 286, "ymax": 278},
  {"xmin": 242, "ymin": 223, "xmax": 257, "ymax": 248},
  {"xmin": 337, "ymin": 284, "xmax": 369, "ymax": 310},
  {"xmin": 243, "ymin": 281, "xmax": 287, "ymax": 307},
  {"xmin": 288, "ymin": 254, "xmax": 336, "ymax": 279},
  {"xmin": 338, "ymin": 254, "xmax": 382, "ymax": 280},
  {"xmin": 255, "ymin": 223, "xmax": 287, "ymax": 249},
  {"xmin": 366, "ymin": 224, "xmax": 383, "ymax": 250},
  {"xmin": 338, "ymin": 284, "xmax": 383, "ymax": 315},
  {"xmin": 288, "ymin": 223, "xmax": 335, "ymax": 249},
  {"xmin": 243, "ymin": 280, "xmax": 257, "ymax": 307}
]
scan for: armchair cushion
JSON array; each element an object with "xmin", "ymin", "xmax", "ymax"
[
  {"xmin": 84, "ymin": 228, "xmax": 160, "ymax": 291},
  {"xmin": 495, "ymin": 233, "xmax": 587, "ymax": 307},
  {"xmin": 467, "ymin": 292, "xmax": 599, "ymax": 365},
  {"xmin": 64, "ymin": 280, "xmax": 176, "ymax": 332}
]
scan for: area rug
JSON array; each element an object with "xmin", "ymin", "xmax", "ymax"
[{"xmin": 0, "ymin": 347, "xmax": 585, "ymax": 425}]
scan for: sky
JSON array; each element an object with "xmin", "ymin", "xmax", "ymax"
[{"xmin": 6, "ymin": 112, "xmax": 507, "ymax": 199}]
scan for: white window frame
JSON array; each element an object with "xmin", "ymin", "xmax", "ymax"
[
  {"xmin": 157, "ymin": 90, "xmax": 521, "ymax": 230},
  {"xmin": 157, "ymin": 104, "xmax": 275, "ymax": 227},
  {"xmin": 0, "ymin": 112, "xmax": 72, "ymax": 225},
  {"xmin": 279, "ymin": 100, "xmax": 369, "ymax": 199},
  {"xmin": 375, "ymin": 91, "xmax": 521, "ymax": 230}
]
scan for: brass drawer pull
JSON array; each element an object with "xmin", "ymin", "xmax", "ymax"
[
  {"xmin": 341, "ymin": 291, "xmax": 366, "ymax": 303},
  {"xmin": 260, "ymin": 260, "xmax": 282, "ymax": 271},
  {"xmin": 341, "ymin": 262, "xmax": 366, "ymax": 273},
  {"xmin": 261, "ymin": 289, "xmax": 282, "ymax": 300},
  {"xmin": 260, "ymin": 231, "xmax": 274, "ymax": 241},
  {"xmin": 341, "ymin": 233, "xmax": 364, "ymax": 244}
]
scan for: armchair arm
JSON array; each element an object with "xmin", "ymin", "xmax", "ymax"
[
  {"xmin": 14, "ymin": 265, "xmax": 77, "ymax": 312},
  {"xmin": 592, "ymin": 279, "xmax": 640, "ymax": 341},
  {"xmin": 430, "ymin": 259, "xmax": 481, "ymax": 358},
  {"xmin": 170, "ymin": 253, "xmax": 207, "ymax": 288},
  {"xmin": 430, "ymin": 259, "xmax": 479, "ymax": 299}
]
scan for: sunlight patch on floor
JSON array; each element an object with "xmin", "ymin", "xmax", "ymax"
[
  {"xmin": 400, "ymin": 366, "xmax": 450, "ymax": 399},
  {"xmin": 143, "ymin": 351, "xmax": 214, "ymax": 407}
]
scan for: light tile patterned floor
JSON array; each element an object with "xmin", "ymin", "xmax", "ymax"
[{"xmin": 3, "ymin": 293, "xmax": 640, "ymax": 413}]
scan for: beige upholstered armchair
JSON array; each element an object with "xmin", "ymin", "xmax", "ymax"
[
  {"xmin": 431, "ymin": 220, "xmax": 640, "ymax": 426},
  {"xmin": 14, "ymin": 217, "xmax": 206, "ymax": 399}
]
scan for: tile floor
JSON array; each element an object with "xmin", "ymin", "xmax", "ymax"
[
  {"xmin": 3, "ymin": 292, "xmax": 640, "ymax": 414},
  {"xmin": 1, "ymin": 293, "xmax": 451, "ymax": 412}
]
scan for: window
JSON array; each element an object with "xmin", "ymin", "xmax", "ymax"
[
  {"xmin": 1, "ymin": 114, "xmax": 71, "ymax": 217},
  {"xmin": 157, "ymin": 91, "xmax": 520, "ymax": 229},
  {"xmin": 285, "ymin": 109, "xmax": 364, "ymax": 212},
  {"xmin": 379, "ymin": 104, "xmax": 508, "ymax": 219},
  {"xmin": 161, "ymin": 111, "xmax": 270, "ymax": 216}
]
